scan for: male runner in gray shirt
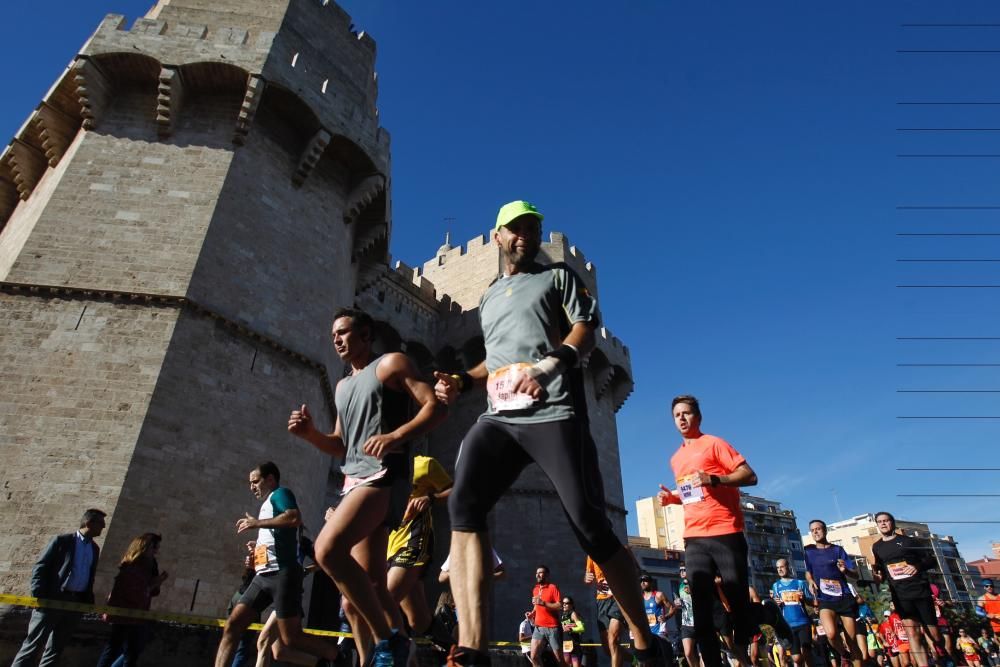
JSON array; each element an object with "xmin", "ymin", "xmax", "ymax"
[
  {"xmin": 289, "ymin": 307, "xmax": 445, "ymax": 667},
  {"xmin": 434, "ymin": 200, "xmax": 666, "ymax": 667}
]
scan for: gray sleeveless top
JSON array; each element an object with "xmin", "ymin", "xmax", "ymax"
[{"xmin": 336, "ymin": 354, "xmax": 410, "ymax": 479}]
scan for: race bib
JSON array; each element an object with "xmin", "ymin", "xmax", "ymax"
[
  {"xmin": 563, "ymin": 640, "xmax": 574, "ymax": 653},
  {"xmin": 487, "ymin": 363, "xmax": 538, "ymax": 412},
  {"xmin": 780, "ymin": 590, "xmax": 802, "ymax": 604},
  {"xmin": 647, "ymin": 613, "xmax": 657, "ymax": 626},
  {"xmin": 253, "ymin": 543, "xmax": 271, "ymax": 569},
  {"xmin": 677, "ymin": 474, "xmax": 704, "ymax": 504},
  {"xmin": 887, "ymin": 562, "xmax": 913, "ymax": 580},
  {"xmin": 819, "ymin": 578, "xmax": 843, "ymax": 597}
]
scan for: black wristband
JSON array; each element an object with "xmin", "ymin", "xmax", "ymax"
[
  {"xmin": 710, "ymin": 475, "xmax": 721, "ymax": 487},
  {"xmin": 455, "ymin": 370, "xmax": 473, "ymax": 394},
  {"xmin": 545, "ymin": 344, "xmax": 579, "ymax": 368}
]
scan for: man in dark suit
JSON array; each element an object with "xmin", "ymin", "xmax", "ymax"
[{"xmin": 12, "ymin": 508, "xmax": 107, "ymax": 667}]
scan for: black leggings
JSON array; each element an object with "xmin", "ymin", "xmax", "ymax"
[
  {"xmin": 448, "ymin": 417, "xmax": 622, "ymax": 562},
  {"xmin": 685, "ymin": 532, "xmax": 754, "ymax": 667}
]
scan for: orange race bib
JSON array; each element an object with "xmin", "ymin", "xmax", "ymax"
[
  {"xmin": 563, "ymin": 640, "xmax": 574, "ymax": 653},
  {"xmin": 253, "ymin": 543, "xmax": 270, "ymax": 569},
  {"xmin": 677, "ymin": 474, "xmax": 705, "ymax": 504},
  {"xmin": 487, "ymin": 363, "xmax": 538, "ymax": 412},
  {"xmin": 781, "ymin": 590, "xmax": 802, "ymax": 604},
  {"xmin": 646, "ymin": 613, "xmax": 657, "ymax": 626},
  {"xmin": 887, "ymin": 562, "xmax": 913, "ymax": 580}
]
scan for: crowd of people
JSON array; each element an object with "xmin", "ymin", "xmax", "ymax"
[{"xmin": 8, "ymin": 201, "xmax": 1000, "ymax": 667}]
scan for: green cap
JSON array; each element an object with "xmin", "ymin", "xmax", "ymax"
[{"xmin": 495, "ymin": 200, "xmax": 544, "ymax": 231}]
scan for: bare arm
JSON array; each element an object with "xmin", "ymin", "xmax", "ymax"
[
  {"xmin": 288, "ymin": 405, "xmax": 346, "ymax": 459},
  {"xmin": 696, "ymin": 462, "xmax": 757, "ymax": 488},
  {"xmin": 236, "ymin": 508, "xmax": 301, "ymax": 534},
  {"xmin": 365, "ymin": 353, "xmax": 447, "ymax": 458}
]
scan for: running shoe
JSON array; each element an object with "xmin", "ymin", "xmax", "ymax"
[
  {"xmin": 371, "ymin": 638, "xmax": 393, "ymax": 667},
  {"xmin": 388, "ymin": 631, "xmax": 412, "ymax": 667},
  {"xmin": 634, "ymin": 635, "xmax": 671, "ymax": 667}
]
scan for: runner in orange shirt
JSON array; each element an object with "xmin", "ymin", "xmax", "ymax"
[
  {"xmin": 979, "ymin": 579, "xmax": 1000, "ymax": 637},
  {"xmin": 658, "ymin": 395, "xmax": 759, "ymax": 667},
  {"xmin": 585, "ymin": 556, "xmax": 629, "ymax": 667}
]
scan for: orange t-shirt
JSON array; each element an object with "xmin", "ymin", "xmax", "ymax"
[
  {"xmin": 982, "ymin": 593, "xmax": 1000, "ymax": 633},
  {"xmin": 585, "ymin": 556, "xmax": 613, "ymax": 600},
  {"xmin": 532, "ymin": 582, "xmax": 561, "ymax": 628},
  {"xmin": 669, "ymin": 434, "xmax": 746, "ymax": 538}
]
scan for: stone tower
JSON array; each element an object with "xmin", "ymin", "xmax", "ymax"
[{"xmin": 0, "ymin": 0, "xmax": 390, "ymax": 614}]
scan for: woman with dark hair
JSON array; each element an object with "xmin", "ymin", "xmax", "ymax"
[
  {"xmin": 560, "ymin": 596, "xmax": 585, "ymax": 667},
  {"xmin": 96, "ymin": 533, "xmax": 168, "ymax": 667}
]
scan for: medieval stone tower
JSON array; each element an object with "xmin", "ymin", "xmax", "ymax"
[{"xmin": 0, "ymin": 0, "xmax": 635, "ymax": 644}]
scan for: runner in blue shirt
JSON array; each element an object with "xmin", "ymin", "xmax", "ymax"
[
  {"xmin": 804, "ymin": 519, "xmax": 861, "ymax": 667},
  {"xmin": 771, "ymin": 558, "xmax": 815, "ymax": 667}
]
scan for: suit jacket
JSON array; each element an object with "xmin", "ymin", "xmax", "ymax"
[{"xmin": 30, "ymin": 532, "xmax": 100, "ymax": 603}]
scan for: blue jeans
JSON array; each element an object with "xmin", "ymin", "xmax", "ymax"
[{"xmin": 96, "ymin": 624, "xmax": 150, "ymax": 667}]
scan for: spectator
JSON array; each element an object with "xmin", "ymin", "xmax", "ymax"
[
  {"xmin": 95, "ymin": 533, "xmax": 168, "ymax": 667},
  {"xmin": 11, "ymin": 508, "xmax": 106, "ymax": 667}
]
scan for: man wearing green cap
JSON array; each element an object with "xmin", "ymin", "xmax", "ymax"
[{"xmin": 434, "ymin": 200, "xmax": 666, "ymax": 667}]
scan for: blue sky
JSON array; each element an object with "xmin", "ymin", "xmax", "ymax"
[{"xmin": 2, "ymin": 1, "xmax": 999, "ymax": 563}]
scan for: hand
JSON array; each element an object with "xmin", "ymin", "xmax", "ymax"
[
  {"xmin": 584, "ymin": 572, "xmax": 595, "ymax": 584},
  {"xmin": 236, "ymin": 513, "xmax": 258, "ymax": 534},
  {"xmin": 433, "ymin": 372, "xmax": 460, "ymax": 405},
  {"xmin": 245, "ymin": 540, "xmax": 256, "ymax": 553},
  {"xmin": 809, "ymin": 581, "xmax": 818, "ymax": 597},
  {"xmin": 532, "ymin": 595, "xmax": 542, "ymax": 606},
  {"xmin": 694, "ymin": 470, "xmax": 713, "ymax": 487},
  {"xmin": 510, "ymin": 368, "xmax": 544, "ymax": 399},
  {"xmin": 288, "ymin": 404, "xmax": 316, "ymax": 438},
  {"xmin": 403, "ymin": 495, "xmax": 432, "ymax": 523},
  {"xmin": 363, "ymin": 433, "xmax": 400, "ymax": 459},
  {"xmin": 836, "ymin": 559, "xmax": 847, "ymax": 573},
  {"xmin": 896, "ymin": 564, "xmax": 917, "ymax": 577},
  {"xmin": 658, "ymin": 484, "xmax": 677, "ymax": 506}
]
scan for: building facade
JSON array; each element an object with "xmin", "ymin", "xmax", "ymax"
[
  {"xmin": 800, "ymin": 514, "xmax": 979, "ymax": 603},
  {"xmin": 0, "ymin": 0, "xmax": 635, "ymax": 643},
  {"xmin": 635, "ymin": 492, "xmax": 805, "ymax": 592}
]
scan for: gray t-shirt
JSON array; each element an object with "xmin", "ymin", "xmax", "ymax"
[
  {"xmin": 336, "ymin": 354, "xmax": 409, "ymax": 479},
  {"xmin": 479, "ymin": 262, "xmax": 599, "ymax": 424}
]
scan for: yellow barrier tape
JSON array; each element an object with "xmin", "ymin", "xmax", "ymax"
[{"xmin": 0, "ymin": 594, "xmax": 610, "ymax": 647}]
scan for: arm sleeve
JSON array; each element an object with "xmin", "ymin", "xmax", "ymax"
[
  {"xmin": 556, "ymin": 266, "xmax": 600, "ymax": 326},
  {"xmin": 270, "ymin": 487, "xmax": 298, "ymax": 513},
  {"xmin": 712, "ymin": 438, "xmax": 747, "ymax": 473}
]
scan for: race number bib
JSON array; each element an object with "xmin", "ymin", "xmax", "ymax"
[
  {"xmin": 647, "ymin": 613, "xmax": 657, "ymax": 626},
  {"xmin": 887, "ymin": 562, "xmax": 913, "ymax": 580},
  {"xmin": 819, "ymin": 578, "xmax": 843, "ymax": 597},
  {"xmin": 781, "ymin": 590, "xmax": 802, "ymax": 604},
  {"xmin": 487, "ymin": 363, "xmax": 538, "ymax": 412},
  {"xmin": 677, "ymin": 474, "xmax": 704, "ymax": 504},
  {"xmin": 253, "ymin": 543, "xmax": 271, "ymax": 569},
  {"xmin": 563, "ymin": 641, "xmax": 574, "ymax": 653}
]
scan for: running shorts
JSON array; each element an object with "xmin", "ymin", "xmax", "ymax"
[{"xmin": 237, "ymin": 565, "xmax": 303, "ymax": 620}]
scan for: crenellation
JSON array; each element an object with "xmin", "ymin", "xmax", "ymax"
[{"xmin": 133, "ymin": 18, "xmax": 168, "ymax": 35}]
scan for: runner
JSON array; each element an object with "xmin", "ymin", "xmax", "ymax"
[
  {"xmin": 520, "ymin": 611, "xmax": 536, "ymax": 665},
  {"xmin": 531, "ymin": 566, "xmax": 563, "ymax": 667},
  {"xmin": 889, "ymin": 605, "xmax": 913, "ymax": 667},
  {"xmin": 641, "ymin": 574, "xmax": 674, "ymax": 640},
  {"xmin": 878, "ymin": 612, "xmax": 900, "ymax": 667},
  {"xmin": 560, "ymin": 596, "xmax": 585, "ymax": 667},
  {"xmin": 803, "ymin": 519, "xmax": 861, "ymax": 667},
  {"xmin": 772, "ymin": 558, "xmax": 815, "ymax": 667},
  {"xmin": 930, "ymin": 583, "xmax": 956, "ymax": 666},
  {"xmin": 978, "ymin": 580, "xmax": 1000, "ymax": 642},
  {"xmin": 584, "ymin": 553, "xmax": 629, "ymax": 667},
  {"xmin": 871, "ymin": 512, "xmax": 942, "ymax": 667},
  {"xmin": 288, "ymin": 307, "xmax": 446, "ymax": 667},
  {"xmin": 214, "ymin": 462, "xmax": 338, "ymax": 667},
  {"xmin": 386, "ymin": 454, "xmax": 455, "ymax": 650},
  {"xmin": 434, "ymin": 200, "xmax": 666, "ymax": 667},
  {"xmin": 956, "ymin": 629, "xmax": 981, "ymax": 667},
  {"xmin": 675, "ymin": 565, "xmax": 699, "ymax": 667},
  {"xmin": 977, "ymin": 628, "xmax": 997, "ymax": 667},
  {"xmin": 657, "ymin": 395, "xmax": 759, "ymax": 667}
]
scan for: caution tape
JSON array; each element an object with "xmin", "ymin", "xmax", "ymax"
[{"xmin": 0, "ymin": 594, "xmax": 610, "ymax": 647}]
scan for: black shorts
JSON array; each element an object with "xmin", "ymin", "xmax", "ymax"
[
  {"xmin": 893, "ymin": 595, "xmax": 937, "ymax": 627},
  {"xmin": 790, "ymin": 625, "xmax": 813, "ymax": 655},
  {"xmin": 681, "ymin": 625, "xmax": 697, "ymax": 641},
  {"xmin": 596, "ymin": 597, "xmax": 625, "ymax": 631},
  {"xmin": 819, "ymin": 597, "xmax": 858, "ymax": 618},
  {"xmin": 237, "ymin": 565, "xmax": 303, "ymax": 619},
  {"xmin": 448, "ymin": 417, "xmax": 621, "ymax": 562},
  {"xmin": 713, "ymin": 604, "xmax": 733, "ymax": 636}
]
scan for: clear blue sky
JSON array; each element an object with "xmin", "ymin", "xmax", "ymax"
[{"xmin": 3, "ymin": 1, "xmax": 999, "ymax": 563}]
